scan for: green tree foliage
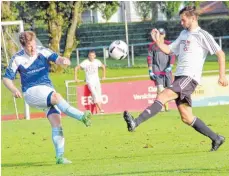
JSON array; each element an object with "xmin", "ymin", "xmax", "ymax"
[
  {"xmin": 151, "ymin": 2, "xmax": 159, "ymax": 23},
  {"xmin": 223, "ymin": 1, "xmax": 229, "ymax": 9},
  {"xmin": 14, "ymin": 1, "xmax": 73, "ymax": 72},
  {"xmin": 184, "ymin": 1, "xmax": 202, "ymax": 7},
  {"xmin": 160, "ymin": 2, "xmax": 182, "ymax": 20},
  {"xmin": 1, "ymin": 1, "xmax": 19, "ymax": 76},
  {"xmin": 63, "ymin": 1, "xmax": 84, "ymax": 58},
  {"xmin": 97, "ymin": 2, "xmax": 120, "ymax": 22},
  {"xmin": 135, "ymin": 1, "xmax": 182, "ymax": 22},
  {"xmin": 2, "ymin": 1, "xmax": 119, "ymax": 72},
  {"xmin": 134, "ymin": 1, "xmax": 153, "ymax": 21}
]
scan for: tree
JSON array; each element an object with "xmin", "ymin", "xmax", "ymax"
[
  {"xmin": 184, "ymin": 1, "xmax": 202, "ymax": 7},
  {"xmin": 134, "ymin": 1, "xmax": 153, "ymax": 21},
  {"xmin": 97, "ymin": 2, "xmax": 120, "ymax": 22},
  {"xmin": 160, "ymin": 2, "xmax": 182, "ymax": 20},
  {"xmin": 1, "ymin": 1, "xmax": 19, "ymax": 74},
  {"xmin": 9, "ymin": 1, "xmax": 120, "ymax": 72},
  {"xmin": 63, "ymin": 1, "xmax": 84, "ymax": 58},
  {"xmin": 223, "ymin": 1, "xmax": 229, "ymax": 9},
  {"xmin": 151, "ymin": 2, "xmax": 159, "ymax": 23}
]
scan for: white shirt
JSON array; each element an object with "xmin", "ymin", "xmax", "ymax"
[
  {"xmin": 80, "ymin": 59, "xmax": 102, "ymax": 84},
  {"xmin": 169, "ymin": 27, "xmax": 221, "ymax": 83}
]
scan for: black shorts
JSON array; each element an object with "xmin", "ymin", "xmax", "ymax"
[
  {"xmin": 167, "ymin": 76, "xmax": 198, "ymax": 107},
  {"xmin": 155, "ymin": 73, "xmax": 172, "ymax": 88}
]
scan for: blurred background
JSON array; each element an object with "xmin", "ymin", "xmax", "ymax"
[{"xmin": 1, "ymin": 1, "xmax": 229, "ymax": 70}]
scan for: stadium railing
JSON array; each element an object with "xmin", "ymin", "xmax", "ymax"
[{"xmin": 75, "ymin": 35, "xmax": 229, "ymax": 68}]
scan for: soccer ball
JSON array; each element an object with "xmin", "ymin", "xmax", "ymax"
[{"xmin": 108, "ymin": 40, "xmax": 128, "ymax": 60}]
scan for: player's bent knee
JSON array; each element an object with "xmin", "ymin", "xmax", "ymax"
[
  {"xmin": 180, "ymin": 114, "xmax": 194, "ymax": 125},
  {"xmin": 51, "ymin": 92, "xmax": 63, "ymax": 105},
  {"xmin": 156, "ymin": 88, "xmax": 177, "ymax": 104}
]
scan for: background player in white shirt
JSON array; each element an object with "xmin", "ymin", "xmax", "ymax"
[
  {"xmin": 123, "ymin": 6, "xmax": 228, "ymax": 152},
  {"xmin": 75, "ymin": 50, "xmax": 106, "ymax": 114},
  {"xmin": 3, "ymin": 31, "xmax": 92, "ymax": 164}
]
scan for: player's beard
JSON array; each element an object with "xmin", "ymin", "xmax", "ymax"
[{"xmin": 183, "ymin": 23, "xmax": 192, "ymax": 31}]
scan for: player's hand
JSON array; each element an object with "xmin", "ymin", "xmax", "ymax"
[
  {"xmin": 13, "ymin": 90, "xmax": 22, "ymax": 98},
  {"xmin": 218, "ymin": 76, "xmax": 228, "ymax": 87},
  {"xmin": 151, "ymin": 28, "xmax": 160, "ymax": 43},
  {"xmin": 165, "ymin": 65, "xmax": 173, "ymax": 72},
  {"xmin": 149, "ymin": 72, "xmax": 157, "ymax": 81},
  {"xmin": 101, "ymin": 76, "xmax": 106, "ymax": 81},
  {"xmin": 63, "ymin": 58, "xmax": 71, "ymax": 66}
]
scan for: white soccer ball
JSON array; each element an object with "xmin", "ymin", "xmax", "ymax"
[{"xmin": 108, "ymin": 40, "xmax": 128, "ymax": 60}]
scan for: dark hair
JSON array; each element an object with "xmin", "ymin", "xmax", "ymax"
[
  {"xmin": 179, "ymin": 6, "xmax": 199, "ymax": 17},
  {"xmin": 88, "ymin": 50, "xmax": 96, "ymax": 55},
  {"xmin": 19, "ymin": 31, "xmax": 36, "ymax": 46}
]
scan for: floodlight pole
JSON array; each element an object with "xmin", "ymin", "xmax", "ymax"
[{"xmin": 124, "ymin": 2, "xmax": 130, "ymax": 67}]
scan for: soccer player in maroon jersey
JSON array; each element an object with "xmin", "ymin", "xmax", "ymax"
[{"xmin": 147, "ymin": 28, "xmax": 175, "ymax": 111}]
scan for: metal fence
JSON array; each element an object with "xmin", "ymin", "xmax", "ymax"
[{"xmin": 75, "ymin": 36, "xmax": 229, "ymax": 68}]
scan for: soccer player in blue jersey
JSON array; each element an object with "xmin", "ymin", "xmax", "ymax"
[
  {"xmin": 3, "ymin": 31, "xmax": 92, "ymax": 164},
  {"xmin": 123, "ymin": 6, "xmax": 228, "ymax": 151}
]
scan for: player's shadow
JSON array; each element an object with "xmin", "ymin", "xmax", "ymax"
[
  {"xmin": 78, "ymin": 168, "xmax": 229, "ymax": 176},
  {"xmin": 1, "ymin": 162, "xmax": 53, "ymax": 167}
]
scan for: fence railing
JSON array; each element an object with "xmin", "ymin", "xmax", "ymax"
[{"xmin": 75, "ymin": 35, "xmax": 229, "ymax": 68}]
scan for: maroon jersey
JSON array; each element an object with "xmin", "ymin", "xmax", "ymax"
[{"xmin": 147, "ymin": 40, "xmax": 175, "ymax": 75}]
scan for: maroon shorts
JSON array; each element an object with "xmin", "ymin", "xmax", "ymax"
[{"xmin": 168, "ymin": 76, "xmax": 198, "ymax": 107}]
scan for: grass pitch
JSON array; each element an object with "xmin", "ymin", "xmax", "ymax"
[{"xmin": 2, "ymin": 105, "xmax": 229, "ymax": 176}]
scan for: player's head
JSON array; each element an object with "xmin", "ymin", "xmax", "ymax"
[
  {"xmin": 179, "ymin": 6, "xmax": 199, "ymax": 30},
  {"xmin": 19, "ymin": 31, "xmax": 37, "ymax": 56},
  {"xmin": 88, "ymin": 50, "xmax": 96, "ymax": 61},
  {"xmin": 158, "ymin": 28, "xmax": 166, "ymax": 39}
]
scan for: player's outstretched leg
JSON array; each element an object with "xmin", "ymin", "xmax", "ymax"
[
  {"xmin": 123, "ymin": 100, "xmax": 163, "ymax": 132},
  {"xmin": 191, "ymin": 117, "xmax": 225, "ymax": 151},
  {"xmin": 56, "ymin": 98, "xmax": 92, "ymax": 127},
  {"xmin": 50, "ymin": 92, "xmax": 92, "ymax": 126},
  {"xmin": 123, "ymin": 111, "xmax": 137, "ymax": 132},
  {"xmin": 81, "ymin": 110, "xmax": 92, "ymax": 127},
  {"xmin": 210, "ymin": 135, "xmax": 225, "ymax": 152}
]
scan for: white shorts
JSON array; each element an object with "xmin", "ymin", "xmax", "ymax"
[
  {"xmin": 87, "ymin": 82, "xmax": 102, "ymax": 103},
  {"xmin": 23, "ymin": 85, "xmax": 59, "ymax": 114}
]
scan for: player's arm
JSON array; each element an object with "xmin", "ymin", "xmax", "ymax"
[
  {"xmin": 3, "ymin": 58, "xmax": 22, "ymax": 98},
  {"xmin": 101, "ymin": 64, "xmax": 106, "ymax": 80},
  {"xmin": 147, "ymin": 43, "xmax": 157, "ymax": 80},
  {"xmin": 2, "ymin": 78, "xmax": 22, "ymax": 98},
  {"xmin": 74, "ymin": 65, "xmax": 82, "ymax": 82},
  {"xmin": 55, "ymin": 56, "xmax": 71, "ymax": 66},
  {"xmin": 216, "ymin": 50, "xmax": 228, "ymax": 87},
  {"xmin": 151, "ymin": 29, "xmax": 171, "ymax": 54},
  {"xmin": 202, "ymin": 32, "xmax": 228, "ymax": 87},
  {"xmin": 42, "ymin": 47, "xmax": 71, "ymax": 66},
  {"xmin": 147, "ymin": 43, "xmax": 153, "ymax": 71}
]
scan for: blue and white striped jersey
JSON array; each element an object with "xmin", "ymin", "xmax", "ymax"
[{"xmin": 4, "ymin": 46, "xmax": 59, "ymax": 92}]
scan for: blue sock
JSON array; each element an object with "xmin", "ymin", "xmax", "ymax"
[
  {"xmin": 56, "ymin": 99, "xmax": 84, "ymax": 121},
  {"xmin": 52, "ymin": 127, "xmax": 64, "ymax": 158}
]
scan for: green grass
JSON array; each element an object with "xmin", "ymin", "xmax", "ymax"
[
  {"xmin": 2, "ymin": 105, "xmax": 229, "ymax": 176},
  {"xmin": 1, "ymin": 60, "xmax": 229, "ymax": 115}
]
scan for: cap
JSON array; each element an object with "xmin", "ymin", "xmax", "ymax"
[{"xmin": 158, "ymin": 28, "xmax": 166, "ymax": 35}]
